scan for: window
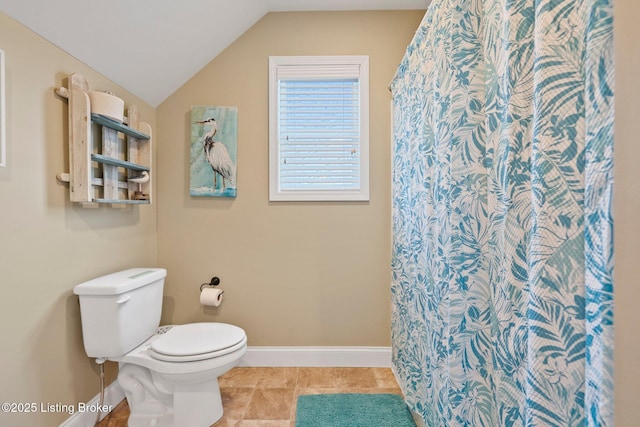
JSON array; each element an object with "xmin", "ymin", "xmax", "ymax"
[{"xmin": 269, "ymin": 56, "xmax": 369, "ymax": 201}]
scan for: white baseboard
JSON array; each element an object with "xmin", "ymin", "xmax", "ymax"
[
  {"xmin": 59, "ymin": 382, "xmax": 125, "ymax": 427},
  {"xmin": 238, "ymin": 346, "xmax": 392, "ymax": 367}
]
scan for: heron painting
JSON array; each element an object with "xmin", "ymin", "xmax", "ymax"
[{"xmin": 190, "ymin": 106, "xmax": 237, "ymax": 197}]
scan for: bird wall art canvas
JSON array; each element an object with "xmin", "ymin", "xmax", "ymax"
[{"xmin": 190, "ymin": 106, "xmax": 238, "ymax": 197}]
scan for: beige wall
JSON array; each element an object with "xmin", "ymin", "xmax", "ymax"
[
  {"xmin": 0, "ymin": 13, "xmax": 157, "ymax": 426},
  {"xmin": 156, "ymin": 11, "xmax": 424, "ymax": 346},
  {"xmin": 1, "ymin": 5, "xmax": 638, "ymax": 426},
  {"xmin": 614, "ymin": 0, "xmax": 640, "ymax": 425}
]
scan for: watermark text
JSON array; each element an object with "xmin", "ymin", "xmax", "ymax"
[{"xmin": 1, "ymin": 401, "xmax": 112, "ymax": 415}]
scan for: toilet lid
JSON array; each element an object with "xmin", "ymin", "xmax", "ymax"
[{"xmin": 150, "ymin": 323, "xmax": 245, "ymax": 360}]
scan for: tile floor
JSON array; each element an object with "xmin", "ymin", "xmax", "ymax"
[{"xmin": 98, "ymin": 366, "xmax": 402, "ymax": 426}]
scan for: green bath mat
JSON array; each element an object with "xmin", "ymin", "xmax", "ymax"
[{"xmin": 295, "ymin": 393, "xmax": 416, "ymax": 427}]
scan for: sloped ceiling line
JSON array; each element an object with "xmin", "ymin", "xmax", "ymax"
[{"xmin": 0, "ymin": 0, "xmax": 427, "ymax": 106}]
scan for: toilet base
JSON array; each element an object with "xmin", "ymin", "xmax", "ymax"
[
  {"xmin": 173, "ymin": 380, "xmax": 223, "ymax": 426},
  {"xmin": 118, "ymin": 364, "xmax": 224, "ymax": 427}
]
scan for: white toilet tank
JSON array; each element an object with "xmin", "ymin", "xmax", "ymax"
[{"xmin": 73, "ymin": 268, "xmax": 167, "ymax": 359}]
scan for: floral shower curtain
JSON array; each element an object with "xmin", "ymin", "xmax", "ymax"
[{"xmin": 390, "ymin": 0, "xmax": 614, "ymax": 426}]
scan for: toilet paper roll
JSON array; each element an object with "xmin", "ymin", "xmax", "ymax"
[
  {"xmin": 200, "ymin": 287, "xmax": 224, "ymax": 307},
  {"xmin": 89, "ymin": 91, "xmax": 125, "ymax": 122}
]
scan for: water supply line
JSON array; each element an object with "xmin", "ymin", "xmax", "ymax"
[{"xmin": 93, "ymin": 359, "xmax": 106, "ymax": 427}]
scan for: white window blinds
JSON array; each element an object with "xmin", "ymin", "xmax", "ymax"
[
  {"xmin": 278, "ymin": 78, "xmax": 360, "ymax": 191},
  {"xmin": 269, "ymin": 56, "xmax": 369, "ymax": 201}
]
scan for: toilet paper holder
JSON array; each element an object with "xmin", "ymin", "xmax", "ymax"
[{"xmin": 200, "ymin": 276, "xmax": 221, "ymax": 291}]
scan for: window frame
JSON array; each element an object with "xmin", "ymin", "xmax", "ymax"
[{"xmin": 268, "ymin": 55, "xmax": 369, "ymax": 202}]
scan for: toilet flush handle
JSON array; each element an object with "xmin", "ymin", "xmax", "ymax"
[{"xmin": 116, "ymin": 295, "xmax": 131, "ymax": 305}]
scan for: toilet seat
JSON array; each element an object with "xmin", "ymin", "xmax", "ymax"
[{"xmin": 149, "ymin": 323, "xmax": 246, "ymax": 362}]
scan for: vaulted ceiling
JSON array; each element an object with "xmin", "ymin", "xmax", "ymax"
[{"xmin": 0, "ymin": 0, "xmax": 428, "ymax": 106}]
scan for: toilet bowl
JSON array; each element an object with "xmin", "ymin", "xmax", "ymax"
[
  {"xmin": 117, "ymin": 323, "xmax": 246, "ymax": 427},
  {"xmin": 73, "ymin": 268, "xmax": 246, "ymax": 427}
]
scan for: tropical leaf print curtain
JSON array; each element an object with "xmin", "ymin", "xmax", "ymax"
[{"xmin": 390, "ymin": 0, "xmax": 614, "ymax": 426}]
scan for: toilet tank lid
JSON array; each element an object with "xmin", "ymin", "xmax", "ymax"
[{"xmin": 73, "ymin": 268, "xmax": 167, "ymax": 296}]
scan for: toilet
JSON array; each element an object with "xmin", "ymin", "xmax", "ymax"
[{"xmin": 73, "ymin": 268, "xmax": 246, "ymax": 427}]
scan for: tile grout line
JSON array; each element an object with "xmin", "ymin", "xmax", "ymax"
[{"xmin": 241, "ymin": 382, "xmax": 258, "ymax": 421}]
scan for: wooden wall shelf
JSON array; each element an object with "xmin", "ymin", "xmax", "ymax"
[
  {"xmin": 56, "ymin": 73, "xmax": 152, "ymax": 207},
  {"xmin": 91, "ymin": 154, "xmax": 150, "ymax": 171},
  {"xmin": 90, "ymin": 114, "xmax": 150, "ymax": 140}
]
